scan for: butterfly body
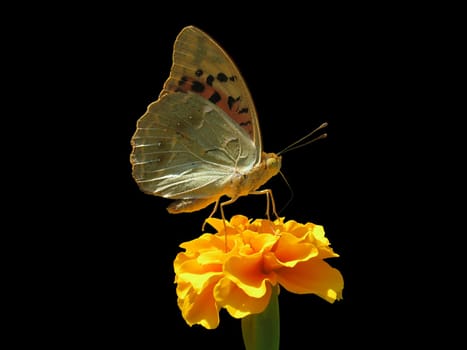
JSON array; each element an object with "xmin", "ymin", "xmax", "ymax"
[
  {"xmin": 167, "ymin": 150, "xmax": 281, "ymax": 214},
  {"xmin": 130, "ymin": 26, "xmax": 281, "ymax": 218}
]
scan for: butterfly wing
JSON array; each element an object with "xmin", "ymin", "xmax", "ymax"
[
  {"xmin": 161, "ymin": 26, "xmax": 263, "ymax": 158},
  {"xmin": 130, "ymin": 91, "xmax": 258, "ymax": 207},
  {"xmin": 130, "ymin": 26, "xmax": 270, "ymax": 213}
]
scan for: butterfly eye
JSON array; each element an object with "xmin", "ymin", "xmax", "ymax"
[{"xmin": 265, "ymin": 155, "xmax": 281, "ymax": 170}]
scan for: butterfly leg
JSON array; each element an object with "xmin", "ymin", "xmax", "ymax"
[
  {"xmin": 202, "ymin": 199, "xmax": 221, "ymax": 231},
  {"xmin": 250, "ymin": 189, "xmax": 279, "ymax": 221},
  {"xmin": 201, "ymin": 196, "xmax": 239, "ymax": 232},
  {"xmin": 201, "ymin": 196, "xmax": 240, "ymax": 232},
  {"xmin": 219, "ymin": 197, "xmax": 239, "ymax": 228}
]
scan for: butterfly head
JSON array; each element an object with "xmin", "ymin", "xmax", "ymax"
[
  {"xmin": 263, "ymin": 153, "xmax": 282, "ymax": 175},
  {"xmin": 262, "ymin": 152, "xmax": 282, "ymax": 178}
]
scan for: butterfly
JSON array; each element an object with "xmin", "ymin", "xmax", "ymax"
[{"xmin": 130, "ymin": 26, "xmax": 324, "ymax": 226}]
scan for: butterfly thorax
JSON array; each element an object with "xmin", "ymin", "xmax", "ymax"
[{"xmin": 226, "ymin": 152, "xmax": 282, "ymax": 199}]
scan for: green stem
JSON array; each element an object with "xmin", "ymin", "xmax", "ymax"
[{"xmin": 241, "ymin": 285, "xmax": 280, "ymax": 350}]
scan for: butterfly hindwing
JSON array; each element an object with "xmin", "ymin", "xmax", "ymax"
[{"xmin": 131, "ymin": 92, "xmax": 257, "ymax": 199}]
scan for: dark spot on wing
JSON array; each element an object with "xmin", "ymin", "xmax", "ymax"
[
  {"xmin": 217, "ymin": 73, "xmax": 228, "ymax": 82},
  {"xmin": 178, "ymin": 76, "xmax": 188, "ymax": 86},
  {"xmin": 239, "ymin": 120, "xmax": 252, "ymax": 126},
  {"xmin": 227, "ymin": 96, "xmax": 240, "ymax": 110},
  {"xmin": 209, "ymin": 91, "xmax": 221, "ymax": 104},
  {"xmin": 191, "ymin": 81, "xmax": 205, "ymax": 92},
  {"xmin": 195, "ymin": 69, "xmax": 203, "ymax": 77},
  {"xmin": 239, "ymin": 107, "xmax": 249, "ymax": 114},
  {"xmin": 229, "ymin": 76, "xmax": 236, "ymax": 81},
  {"xmin": 206, "ymin": 75, "xmax": 214, "ymax": 86}
]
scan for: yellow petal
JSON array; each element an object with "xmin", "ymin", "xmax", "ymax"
[
  {"xmin": 178, "ymin": 271, "xmax": 222, "ymax": 294},
  {"xmin": 276, "ymin": 259, "xmax": 343, "ymax": 303},
  {"xmin": 224, "ymin": 254, "xmax": 276, "ymax": 298},
  {"xmin": 230, "ymin": 214, "xmax": 250, "ymax": 227},
  {"xmin": 283, "ymin": 219, "xmax": 313, "ymax": 238},
  {"xmin": 247, "ymin": 231, "xmax": 280, "ymax": 253},
  {"xmin": 215, "ymin": 278, "xmax": 272, "ymax": 318},
  {"xmin": 179, "ymin": 283, "xmax": 220, "ymax": 329},
  {"xmin": 203, "ymin": 217, "xmax": 225, "ymax": 233},
  {"xmin": 273, "ymin": 232, "xmax": 318, "ymax": 267},
  {"xmin": 179, "ymin": 233, "xmax": 223, "ymax": 252}
]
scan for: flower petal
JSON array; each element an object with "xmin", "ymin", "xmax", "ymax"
[
  {"xmin": 179, "ymin": 233, "xmax": 224, "ymax": 253},
  {"xmin": 178, "ymin": 282, "xmax": 220, "ymax": 329},
  {"xmin": 247, "ymin": 230, "xmax": 279, "ymax": 253},
  {"xmin": 215, "ymin": 278, "xmax": 272, "ymax": 318},
  {"xmin": 273, "ymin": 232, "xmax": 318, "ymax": 267},
  {"xmin": 276, "ymin": 259, "xmax": 343, "ymax": 302},
  {"xmin": 178, "ymin": 270, "xmax": 222, "ymax": 294},
  {"xmin": 224, "ymin": 254, "xmax": 276, "ymax": 298}
]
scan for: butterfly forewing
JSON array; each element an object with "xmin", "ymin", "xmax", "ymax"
[{"xmin": 161, "ymin": 26, "xmax": 262, "ymax": 157}]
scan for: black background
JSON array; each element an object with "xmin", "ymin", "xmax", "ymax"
[{"xmin": 10, "ymin": 4, "xmax": 459, "ymax": 349}]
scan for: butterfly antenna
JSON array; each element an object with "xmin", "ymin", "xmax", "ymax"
[{"xmin": 278, "ymin": 122, "xmax": 328, "ymax": 155}]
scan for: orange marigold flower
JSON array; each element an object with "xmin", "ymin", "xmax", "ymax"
[{"xmin": 174, "ymin": 215, "xmax": 344, "ymax": 329}]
